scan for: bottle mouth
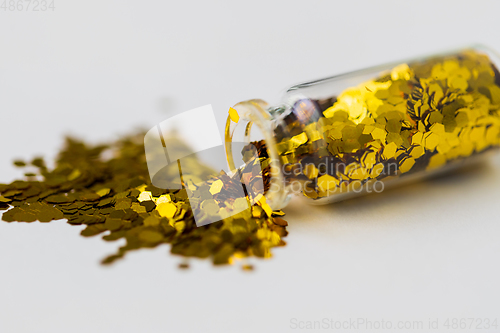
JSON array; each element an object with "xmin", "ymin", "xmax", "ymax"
[{"xmin": 224, "ymin": 99, "xmax": 291, "ymax": 210}]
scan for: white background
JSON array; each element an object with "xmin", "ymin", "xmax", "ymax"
[{"xmin": 1, "ymin": 1, "xmax": 500, "ymax": 332}]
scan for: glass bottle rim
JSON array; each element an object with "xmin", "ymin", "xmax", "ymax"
[{"xmin": 224, "ymin": 99, "xmax": 291, "ymax": 210}]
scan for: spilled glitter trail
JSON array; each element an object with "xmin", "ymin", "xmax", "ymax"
[{"xmin": 0, "ymin": 134, "xmax": 288, "ymax": 270}]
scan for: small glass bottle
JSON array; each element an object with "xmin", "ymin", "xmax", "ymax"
[{"xmin": 225, "ymin": 45, "xmax": 500, "ymax": 210}]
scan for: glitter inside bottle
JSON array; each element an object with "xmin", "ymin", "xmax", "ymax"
[{"xmin": 225, "ymin": 46, "xmax": 500, "ymax": 210}]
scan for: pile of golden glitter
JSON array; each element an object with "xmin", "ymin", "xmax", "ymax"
[{"xmin": 0, "ymin": 134, "xmax": 288, "ymax": 270}]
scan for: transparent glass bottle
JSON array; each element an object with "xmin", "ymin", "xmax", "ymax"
[{"xmin": 225, "ymin": 45, "xmax": 500, "ymax": 210}]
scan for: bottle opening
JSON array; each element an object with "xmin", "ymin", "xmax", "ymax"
[{"xmin": 224, "ymin": 99, "xmax": 291, "ymax": 210}]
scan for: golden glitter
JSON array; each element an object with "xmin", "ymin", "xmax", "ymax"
[
  {"xmin": 1, "ymin": 133, "xmax": 288, "ymax": 269},
  {"xmin": 248, "ymin": 49, "xmax": 500, "ymax": 201},
  {"xmin": 228, "ymin": 107, "xmax": 240, "ymax": 123}
]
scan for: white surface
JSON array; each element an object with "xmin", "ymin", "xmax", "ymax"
[{"xmin": 1, "ymin": 1, "xmax": 500, "ymax": 332}]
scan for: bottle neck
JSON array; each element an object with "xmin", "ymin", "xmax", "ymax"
[{"xmin": 224, "ymin": 99, "xmax": 291, "ymax": 210}]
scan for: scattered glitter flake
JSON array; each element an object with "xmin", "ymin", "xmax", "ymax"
[
  {"xmin": 178, "ymin": 262, "xmax": 189, "ymax": 269},
  {"xmin": 157, "ymin": 202, "xmax": 177, "ymax": 218},
  {"xmin": 209, "ymin": 179, "xmax": 223, "ymax": 195},
  {"xmin": 228, "ymin": 107, "xmax": 240, "ymax": 123},
  {"xmin": 242, "ymin": 264, "xmax": 254, "ymax": 271},
  {"xmin": 13, "ymin": 160, "xmax": 26, "ymax": 167},
  {"xmin": 96, "ymin": 188, "xmax": 111, "ymax": 197},
  {"xmin": 272, "ymin": 217, "xmax": 288, "ymax": 227},
  {"xmin": 137, "ymin": 191, "xmax": 153, "ymax": 202}
]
